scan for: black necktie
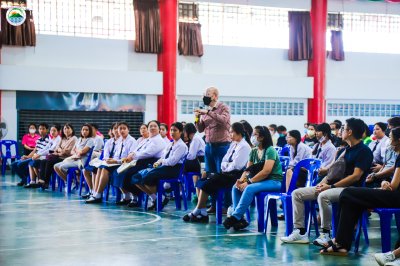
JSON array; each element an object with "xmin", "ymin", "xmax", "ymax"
[
  {"xmin": 228, "ymin": 145, "xmax": 237, "ymax": 162},
  {"xmin": 165, "ymin": 145, "xmax": 173, "ymax": 159},
  {"xmin": 109, "ymin": 141, "xmax": 116, "ymax": 158},
  {"xmin": 119, "ymin": 143, "xmax": 124, "ymax": 158},
  {"xmin": 372, "ymin": 141, "xmax": 379, "ymax": 153},
  {"xmin": 137, "ymin": 140, "xmax": 148, "ymax": 152},
  {"xmin": 316, "ymin": 147, "xmax": 322, "ymax": 158}
]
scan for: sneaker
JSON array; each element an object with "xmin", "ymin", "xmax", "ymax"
[
  {"xmin": 386, "ymin": 259, "xmax": 400, "ymax": 266},
  {"xmin": 374, "ymin": 252, "xmax": 395, "ymax": 266},
  {"xmin": 85, "ymin": 196, "xmax": 102, "ymax": 204},
  {"xmin": 313, "ymin": 232, "xmax": 331, "ymax": 247},
  {"xmin": 81, "ymin": 193, "xmax": 92, "ymax": 199},
  {"xmin": 280, "ymin": 229, "xmax": 310, "ymax": 244}
]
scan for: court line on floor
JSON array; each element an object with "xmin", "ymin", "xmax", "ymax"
[
  {"xmin": 0, "ymin": 232, "xmax": 262, "ymax": 253},
  {"xmin": 0, "ymin": 199, "xmax": 84, "ymax": 206}
]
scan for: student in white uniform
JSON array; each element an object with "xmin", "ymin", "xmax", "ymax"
[
  {"xmin": 160, "ymin": 123, "xmax": 171, "ymax": 144},
  {"xmin": 183, "ymin": 122, "xmax": 251, "ymax": 223},
  {"xmin": 125, "ymin": 122, "xmax": 188, "ymax": 210},
  {"xmin": 86, "ymin": 122, "xmax": 137, "ymax": 203},
  {"xmin": 113, "ymin": 120, "xmax": 167, "ymax": 205}
]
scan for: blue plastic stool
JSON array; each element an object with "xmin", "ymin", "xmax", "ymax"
[
  {"xmin": 374, "ymin": 208, "xmax": 400, "ymax": 252},
  {"xmin": 184, "ymin": 171, "xmax": 201, "ymax": 201}
]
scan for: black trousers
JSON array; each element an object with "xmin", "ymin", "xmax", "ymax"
[
  {"xmin": 337, "ymin": 187, "xmax": 400, "ymax": 250},
  {"xmin": 41, "ymin": 156, "xmax": 63, "ymax": 184}
]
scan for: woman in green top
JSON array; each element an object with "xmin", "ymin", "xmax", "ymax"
[
  {"xmin": 223, "ymin": 125, "xmax": 283, "ymax": 231},
  {"xmin": 362, "ymin": 123, "xmax": 373, "ymax": 146}
]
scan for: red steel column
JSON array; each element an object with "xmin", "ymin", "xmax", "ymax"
[
  {"xmin": 157, "ymin": 0, "xmax": 178, "ymax": 125},
  {"xmin": 307, "ymin": 0, "xmax": 327, "ymax": 124}
]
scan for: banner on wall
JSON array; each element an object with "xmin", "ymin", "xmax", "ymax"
[{"xmin": 16, "ymin": 91, "xmax": 146, "ymax": 112}]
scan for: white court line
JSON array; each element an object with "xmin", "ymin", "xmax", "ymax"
[
  {"xmin": 0, "ymin": 232, "xmax": 262, "ymax": 252},
  {"xmin": 0, "ymin": 199, "xmax": 84, "ymax": 206}
]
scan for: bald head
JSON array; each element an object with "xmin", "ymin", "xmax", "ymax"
[{"xmin": 205, "ymin": 87, "xmax": 219, "ymax": 98}]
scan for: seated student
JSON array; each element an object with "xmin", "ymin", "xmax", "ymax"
[
  {"xmin": 330, "ymin": 122, "xmax": 342, "ymax": 148},
  {"xmin": 280, "ymin": 118, "xmax": 373, "ymax": 248},
  {"xmin": 25, "ymin": 124, "xmax": 61, "ymax": 188},
  {"xmin": 137, "ymin": 123, "xmax": 149, "ymax": 145},
  {"xmin": 14, "ymin": 123, "xmax": 49, "ymax": 186},
  {"xmin": 268, "ymin": 124, "xmax": 280, "ymax": 147},
  {"xmin": 112, "ymin": 120, "xmax": 167, "ymax": 205},
  {"xmin": 284, "ymin": 130, "xmax": 312, "ymax": 192},
  {"xmin": 362, "ymin": 123, "xmax": 373, "ymax": 146},
  {"xmin": 36, "ymin": 123, "xmax": 77, "ymax": 188},
  {"xmin": 160, "ymin": 123, "xmax": 171, "ymax": 144},
  {"xmin": 183, "ymin": 122, "xmax": 250, "ymax": 222},
  {"xmin": 92, "ymin": 123, "xmax": 104, "ymax": 139},
  {"xmin": 369, "ymin": 122, "xmax": 389, "ymax": 169},
  {"xmin": 125, "ymin": 122, "xmax": 188, "ymax": 209},
  {"xmin": 86, "ymin": 122, "xmax": 137, "ymax": 203},
  {"xmin": 82, "ymin": 122, "xmax": 119, "ymax": 199},
  {"xmin": 321, "ymin": 127, "xmax": 400, "ymax": 257},
  {"xmin": 183, "ymin": 123, "xmax": 205, "ymax": 196},
  {"xmin": 277, "ymin": 125, "xmax": 288, "ymax": 148},
  {"xmin": 21, "ymin": 123, "xmax": 40, "ymax": 156},
  {"xmin": 91, "ymin": 123, "xmax": 105, "ymax": 158},
  {"xmin": 304, "ymin": 124, "xmax": 319, "ymax": 148},
  {"xmin": 312, "ymin": 123, "xmax": 337, "ymax": 168},
  {"xmin": 53, "ymin": 124, "xmax": 95, "ymax": 183},
  {"xmin": 223, "ymin": 126, "xmax": 282, "ymax": 230}
]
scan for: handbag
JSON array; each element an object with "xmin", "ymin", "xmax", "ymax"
[
  {"xmin": 326, "ymin": 149, "xmax": 347, "ymax": 185},
  {"xmin": 245, "ymin": 149, "xmax": 267, "ymax": 177}
]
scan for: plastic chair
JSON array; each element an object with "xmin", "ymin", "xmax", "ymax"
[
  {"xmin": 279, "ymin": 145, "xmax": 290, "ymax": 157},
  {"xmin": 145, "ymin": 158, "xmax": 188, "ymax": 213},
  {"xmin": 264, "ymin": 158, "xmax": 322, "ymax": 235},
  {"xmin": 252, "ymin": 156, "xmax": 291, "ymax": 232},
  {"xmin": 63, "ymin": 147, "xmax": 94, "ymax": 194},
  {"xmin": 373, "ymin": 208, "xmax": 400, "ymax": 252},
  {"xmin": 216, "ymin": 187, "xmax": 250, "ymax": 225},
  {"xmin": 1, "ymin": 140, "xmax": 20, "ymax": 176},
  {"xmin": 274, "ymin": 147, "xmax": 282, "ymax": 154},
  {"xmin": 80, "ymin": 149, "xmax": 105, "ymax": 196},
  {"xmin": 184, "ymin": 171, "xmax": 201, "ymax": 201}
]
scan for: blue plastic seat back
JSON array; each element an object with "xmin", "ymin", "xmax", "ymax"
[
  {"xmin": 287, "ymin": 158, "xmax": 322, "ymax": 194},
  {"xmin": 83, "ymin": 147, "xmax": 95, "ymax": 168},
  {"xmin": 279, "ymin": 156, "xmax": 290, "ymax": 172},
  {"xmin": 280, "ymin": 144, "xmax": 290, "ymax": 156},
  {"xmin": 1, "ymin": 140, "xmax": 19, "ymax": 159},
  {"xmin": 274, "ymin": 147, "xmax": 282, "ymax": 154}
]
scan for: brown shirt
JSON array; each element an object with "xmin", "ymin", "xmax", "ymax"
[
  {"xmin": 196, "ymin": 101, "xmax": 231, "ymax": 143},
  {"xmin": 55, "ymin": 136, "xmax": 78, "ymax": 159}
]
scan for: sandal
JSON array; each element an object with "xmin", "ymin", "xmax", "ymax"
[{"xmin": 320, "ymin": 241, "xmax": 348, "ymax": 256}]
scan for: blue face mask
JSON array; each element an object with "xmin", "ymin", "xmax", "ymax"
[{"xmin": 279, "ymin": 133, "xmax": 285, "ymax": 137}]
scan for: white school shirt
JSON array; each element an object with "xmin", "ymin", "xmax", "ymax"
[
  {"xmin": 160, "ymin": 138, "xmax": 188, "ymax": 166},
  {"xmin": 289, "ymin": 142, "xmax": 312, "ymax": 168},
  {"xmin": 134, "ymin": 134, "xmax": 167, "ymax": 160},
  {"xmin": 221, "ymin": 138, "xmax": 251, "ymax": 173},
  {"xmin": 313, "ymin": 139, "xmax": 337, "ymax": 168},
  {"xmin": 186, "ymin": 134, "xmax": 205, "ymax": 161},
  {"xmin": 114, "ymin": 135, "xmax": 137, "ymax": 160},
  {"xmin": 369, "ymin": 135, "xmax": 389, "ymax": 164},
  {"xmin": 103, "ymin": 138, "xmax": 120, "ymax": 160},
  {"xmin": 94, "ymin": 135, "xmax": 104, "ymax": 152},
  {"xmin": 37, "ymin": 135, "xmax": 61, "ymax": 159},
  {"xmin": 163, "ymin": 136, "xmax": 171, "ymax": 145}
]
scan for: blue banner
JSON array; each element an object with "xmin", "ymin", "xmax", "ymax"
[{"xmin": 17, "ymin": 91, "xmax": 146, "ymax": 112}]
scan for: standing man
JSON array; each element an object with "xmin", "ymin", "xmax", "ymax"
[{"xmin": 195, "ymin": 87, "xmax": 231, "ymax": 212}]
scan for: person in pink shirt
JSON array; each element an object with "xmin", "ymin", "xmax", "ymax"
[{"xmin": 21, "ymin": 123, "xmax": 40, "ymax": 156}]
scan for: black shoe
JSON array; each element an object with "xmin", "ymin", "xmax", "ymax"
[
  {"xmin": 85, "ymin": 196, "xmax": 102, "ymax": 204},
  {"xmin": 81, "ymin": 193, "xmax": 92, "ymax": 199},
  {"xmin": 17, "ymin": 181, "xmax": 26, "ymax": 186},
  {"xmin": 277, "ymin": 214, "xmax": 285, "ymax": 221},
  {"xmin": 162, "ymin": 197, "xmax": 169, "ymax": 207},
  {"xmin": 127, "ymin": 199, "xmax": 140, "ymax": 208},
  {"xmin": 40, "ymin": 183, "xmax": 49, "ymax": 190},
  {"xmin": 148, "ymin": 200, "xmax": 157, "ymax": 211},
  {"xmin": 183, "ymin": 213, "xmax": 209, "ymax": 223},
  {"xmin": 24, "ymin": 183, "xmax": 35, "ymax": 188},
  {"xmin": 233, "ymin": 217, "xmax": 249, "ymax": 231},
  {"xmin": 223, "ymin": 216, "xmax": 239, "ymax": 230},
  {"xmin": 115, "ymin": 199, "xmax": 131, "ymax": 206}
]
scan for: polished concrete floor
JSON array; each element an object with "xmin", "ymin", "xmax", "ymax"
[{"xmin": 0, "ymin": 174, "xmax": 395, "ymax": 266}]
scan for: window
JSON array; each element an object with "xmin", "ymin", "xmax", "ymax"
[
  {"xmin": 181, "ymin": 100, "xmax": 305, "ymax": 116},
  {"xmin": 26, "ymin": 0, "xmax": 135, "ymax": 40},
  {"xmin": 198, "ymin": 2, "xmax": 291, "ymax": 48},
  {"xmin": 327, "ymin": 103, "xmax": 400, "ymax": 117}
]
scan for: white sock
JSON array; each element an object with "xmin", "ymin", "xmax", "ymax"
[
  {"xmin": 192, "ymin": 208, "xmax": 200, "ymax": 215},
  {"xmin": 89, "ymin": 189, "xmax": 93, "ymax": 194},
  {"xmin": 199, "ymin": 208, "xmax": 207, "ymax": 216},
  {"xmin": 94, "ymin": 192, "xmax": 101, "ymax": 199},
  {"xmin": 150, "ymin": 194, "xmax": 156, "ymax": 201}
]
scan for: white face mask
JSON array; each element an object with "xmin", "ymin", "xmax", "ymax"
[
  {"xmin": 331, "ymin": 130, "xmax": 337, "ymax": 136},
  {"xmin": 251, "ymin": 135, "xmax": 260, "ymax": 147},
  {"xmin": 307, "ymin": 130, "xmax": 315, "ymax": 138},
  {"xmin": 29, "ymin": 129, "xmax": 36, "ymax": 134}
]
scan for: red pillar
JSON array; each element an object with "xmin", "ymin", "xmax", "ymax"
[
  {"xmin": 307, "ymin": 0, "xmax": 327, "ymax": 124},
  {"xmin": 157, "ymin": 0, "xmax": 177, "ymax": 126}
]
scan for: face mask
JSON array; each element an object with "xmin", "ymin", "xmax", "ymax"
[
  {"xmin": 29, "ymin": 129, "xmax": 36, "ymax": 134},
  {"xmin": 279, "ymin": 133, "xmax": 285, "ymax": 137},
  {"xmin": 250, "ymin": 135, "xmax": 260, "ymax": 146},
  {"xmin": 331, "ymin": 130, "xmax": 336, "ymax": 136},
  {"xmin": 307, "ymin": 130, "xmax": 315, "ymax": 138},
  {"xmin": 203, "ymin": 96, "xmax": 212, "ymax": 106}
]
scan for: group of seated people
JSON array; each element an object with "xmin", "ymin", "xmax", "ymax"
[{"xmin": 10, "ymin": 115, "xmax": 400, "ymax": 264}]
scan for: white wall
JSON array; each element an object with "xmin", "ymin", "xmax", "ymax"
[
  {"xmin": 329, "ymin": 0, "xmax": 400, "ymax": 15},
  {"xmin": 1, "ymin": 91, "xmax": 17, "ymax": 141}
]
